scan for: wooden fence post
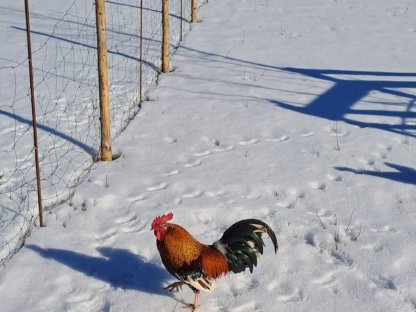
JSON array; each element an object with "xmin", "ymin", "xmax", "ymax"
[
  {"xmin": 95, "ymin": 0, "xmax": 112, "ymax": 161},
  {"xmin": 162, "ymin": 0, "xmax": 170, "ymax": 73},
  {"xmin": 24, "ymin": 0, "xmax": 44, "ymax": 227},
  {"xmin": 191, "ymin": 0, "xmax": 197, "ymax": 23}
]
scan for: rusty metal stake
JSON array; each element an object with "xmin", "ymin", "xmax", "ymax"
[
  {"xmin": 180, "ymin": 0, "xmax": 183, "ymax": 41},
  {"xmin": 139, "ymin": 0, "xmax": 143, "ymax": 104},
  {"xmin": 24, "ymin": 0, "xmax": 44, "ymax": 227}
]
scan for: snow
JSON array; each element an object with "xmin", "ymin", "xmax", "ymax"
[{"xmin": 1, "ymin": 0, "xmax": 416, "ymax": 311}]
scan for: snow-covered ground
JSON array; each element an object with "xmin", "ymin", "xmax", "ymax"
[{"xmin": 1, "ymin": 0, "xmax": 416, "ymax": 311}]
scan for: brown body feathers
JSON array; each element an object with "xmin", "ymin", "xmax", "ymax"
[{"xmin": 157, "ymin": 224, "xmax": 229, "ymax": 280}]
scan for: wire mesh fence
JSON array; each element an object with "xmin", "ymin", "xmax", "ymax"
[{"xmin": 0, "ymin": 0, "xmax": 205, "ymax": 267}]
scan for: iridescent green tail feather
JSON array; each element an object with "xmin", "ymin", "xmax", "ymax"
[{"xmin": 213, "ymin": 219, "xmax": 278, "ymax": 274}]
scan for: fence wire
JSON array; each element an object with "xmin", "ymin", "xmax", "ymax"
[{"xmin": 0, "ymin": 0, "xmax": 204, "ymax": 268}]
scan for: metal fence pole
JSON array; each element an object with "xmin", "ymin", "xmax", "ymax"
[
  {"xmin": 180, "ymin": 0, "xmax": 183, "ymax": 41},
  {"xmin": 24, "ymin": 0, "xmax": 44, "ymax": 227},
  {"xmin": 139, "ymin": 0, "xmax": 143, "ymax": 104}
]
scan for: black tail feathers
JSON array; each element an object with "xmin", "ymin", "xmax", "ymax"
[{"xmin": 213, "ymin": 219, "xmax": 278, "ymax": 274}]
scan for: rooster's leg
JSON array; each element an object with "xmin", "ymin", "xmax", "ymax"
[
  {"xmin": 164, "ymin": 281, "xmax": 184, "ymax": 292},
  {"xmin": 182, "ymin": 290, "xmax": 201, "ymax": 311},
  {"xmin": 192, "ymin": 290, "xmax": 201, "ymax": 311}
]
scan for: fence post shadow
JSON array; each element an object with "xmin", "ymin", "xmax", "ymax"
[{"xmin": 335, "ymin": 162, "xmax": 416, "ymax": 185}]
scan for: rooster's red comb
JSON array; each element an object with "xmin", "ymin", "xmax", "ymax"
[{"xmin": 151, "ymin": 212, "xmax": 173, "ymax": 228}]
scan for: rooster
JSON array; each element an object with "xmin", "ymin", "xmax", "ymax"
[{"xmin": 151, "ymin": 212, "xmax": 278, "ymax": 311}]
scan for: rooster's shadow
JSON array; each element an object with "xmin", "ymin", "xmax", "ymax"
[{"xmin": 27, "ymin": 245, "xmax": 173, "ymax": 296}]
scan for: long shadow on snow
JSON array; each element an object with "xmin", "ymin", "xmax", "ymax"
[
  {"xmin": 335, "ymin": 162, "xmax": 416, "ymax": 185},
  {"xmin": 270, "ymin": 67, "xmax": 416, "ymax": 138},
  {"xmin": 178, "ymin": 45, "xmax": 416, "ymax": 138},
  {"xmin": 0, "ymin": 109, "xmax": 96, "ymax": 156},
  {"xmin": 27, "ymin": 245, "xmax": 172, "ymax": 296}
]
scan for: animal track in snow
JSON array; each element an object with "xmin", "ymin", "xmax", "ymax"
[
  {"xmin": 120, "ymin": 222, "xmax": 144, "ymax": 233},
  {"xmin": 128, "ymin": 194, "xmax": 146, "ymax": 203},
  {"xmin": 373, "ymin": 151, "xmax": 388, "ymax": 159},
  {"xmin": 65, "ymin": 292, "xmax": 94, "ymax": 304},
  {"xmin": 314, "ymin": 271, "xmax": 339, "ymax": 294},
  {"xmin": 43, "ymin": 275, "xmax": 103, "ymax": 311},
  {"xmin": 381, "ymin": 144, "xmax": 393, "ymax": 152},
  {"xmin": 325, "ymin": 125, "xmax": 350, "ymax": 137},
  {"xmin": 276, "ymin": 287, "xmax": 305, "ymax": 302},
  {"xmin": 288, "ymin": 188, "xmax": 303, "ymax": 197},
  {"xmin": 369, "ymin": 225, "xmax": 396, "ymax": 233},
  {"xmin": 308, "ymin": 181, "xmax": 328, "ymax": 191},
  {"xmin": 276, "ymin": 188, "xmax": 305, "ymax": 208},
  {"xmin": 266, "ymin": 135, "xmax": 290, "ymax": 143},
  {"xmin": 239, "ymin": 138, "xmax": 260, "ymax": 146},
  {"xmin": 205, "ymin": 189, "xmax": 226, "ymax": 197},
  {"xmin": 276, "ymin": 199, "xmax": 296, "ymax": 209},
  {"xmin": 163, "ymin": 136, "xmax": 177, "ymax": 143},
  {"xmin": 376, "ymin": 275, "xmax": 397, "ymax": 290},
  {"xmin": 360, "ymin": 243, "xmax": 384, "ymax": 253},
  {"xmin": 213, "ymin": 144, "xmax": 235, "ymax": 152},
  {"xmin": 248, "ymin": 278, "xmax": 260, "ymax": 290},
  {"xmin": 181, "ymin": 189, "xmax": 203, "ymax": 199},
  {"xmin": 357, "ymin": 157, "xmax": 377, "ymax": 168},
  {"xmin": 333, "ymin": 129, "xmax": 350, "ymax": 137},
  {"xmin": 64, "ymin": 291, "xmax": 106, "ymax": 312},
  {"xmin": 193, "ymin": 150, "xmax": 212, "ymax": 157},
  {"xmin": 231, "ymin": 301, "xmax": 260, "ymax": 312},
  {"xmin": 114, "ymin": 213, "xmax": 144, "ymax": 233},
  {"xmin": 115, "ymin": 213, "xmax": 137, "ymax": 225},
  {"xmin": 374, "ymin": 144, "xmax": 393, "ymax": 159},
  {"xmin": 95, "ymin": 228, "xmax": 117, "ymax": 242},
  {"xmin": 331, "ymin": 249, "xmax": 354, "ymax": 266},
  {"xmin": 266, "ymin": 279, "xmax": 279, "ymax": 291},
  {"xmin": 300, "ymin": 131, "xmax": 315, "ymax": 137},
  {"xmin": 162, "ymin": 169, "xmax": 181, "ymax": 176},
  {"xmin": 147, "ymin": 182, "xmax": 169, "ymax": 191},
  {"xmin": 397, "ymin": 137, "xmax": 410, "ymax": 145},
  {"xmin": 276, "ymin": 189, "xmax": 305, "ymax": 209},
  {"xmin": 0, "ymin": 125, "xmax": 11, "ymax": 136},
  {"xmin": 304, "ymin": 231, "xmax": 316, "ymax": 247},
  {"xmin": 182, "ymin": 159, "xmax": 202, "ymax": 168},
  {"xmin": 326, "ymin": 173, "xmax": 343, "ymax": 182},
  {"xmin": 246, "ymin": 189, "xmax": 263, "ymax": 200}
]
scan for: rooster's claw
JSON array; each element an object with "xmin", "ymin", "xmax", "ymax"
[{"xmin": 164, "ymin": 281, "xmax": 184, "ymax": 292}]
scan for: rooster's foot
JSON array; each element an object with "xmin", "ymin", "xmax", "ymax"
[
  {"xmin": 163, "ymin": 281, "xmax": 184, "ymax": 292},
  {"xmin": 182, "ymin": 303, "xmax": 199, "ymax": 312}
]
